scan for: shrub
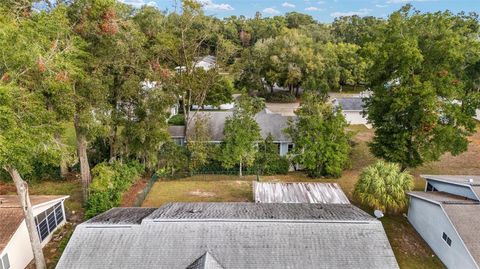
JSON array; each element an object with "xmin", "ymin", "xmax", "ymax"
[
  {"xmin": 158, "ymin": 141, "xmax": 189, "ymax": 175},
  {"xmin": 265, "ymin": 91, "xmax": 296, "ymax": 103},
  {"xmin": 85, "ymin": 161, "xmax": 143, "ymax": 218},
  {"xmin": 354, "ymin": 161, "xmax": 413, "ymax": 214},
  {"xmin": 168, "ymin": 114, "xmax": 185, "ymax": 125},
  {"xmin": 255, "ymin": 135, "xmax": 290, "ymax": 175},
  {"xmin": 259, "ymin": 156, "xmax": 290, "ymax": 175}
]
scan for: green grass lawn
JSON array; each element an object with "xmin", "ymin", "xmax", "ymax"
[{"xmin": 142, "ymin": 175, "xmax": 254, "ymax": 207}]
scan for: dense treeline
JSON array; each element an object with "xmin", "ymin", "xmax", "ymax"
[
  {"xmin": 0, "ymin": 0, "xmax": 478, "ymax": 180},
  {"xmin": 0, "ymin": 2, "xmax": 479, "ymax": 266}
]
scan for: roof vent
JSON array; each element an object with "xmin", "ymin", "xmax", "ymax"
[
  {"xmin": 374, "ymin": 210, "xmax": 384, "ymax": 219},
  {"xmin": 188, "ymin": 209, "xmax": 202, "ymax": 214}
]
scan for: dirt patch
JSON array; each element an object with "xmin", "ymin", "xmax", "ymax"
[
  {"xmin": 412, "ymin": 126, "xmax": 480, "ymax": 176},
  {"xmin": 0, "ymin": 182, "xmax": 16, "ymax": 194},
  {"xmin": 120, "ymin": 178, "xmax": 149, "ymax": 207},
  {"xmin": 189, "ymin": 190, "xmax": 216, "ymax": 197}
]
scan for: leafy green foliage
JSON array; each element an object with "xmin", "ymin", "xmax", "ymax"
[
  {"xmin": 221, "ymin": 95, "xmax": 262, "ymax": 175},
  {"xmin": 263, "ymin": 91, "xmax": 297, "ymax": 103},
  {"xmin": 0, "ymin": 5, "xmax": 84, "ymax": 175},
  {"xmin": 287, "ymin": 93, "xmax": 351, "ymax": 177},
  {"xmin": 158, "ymin": 141, "xmax": 189, "ymax": 175},
  {"xmin": 255, "ymin": 135, "xmax": 290, "ymax": 175},
  {"xmin": 354, "ymin": 161, "xmax": 413, "ymax": 214},
  {"xmin": 168, "ymin": 114, "xmax": 186, "ymax": 125},
  {"xmin": 187, "ymin": 115, "xmax": 212, "ymax": 171},
  {"xmin": 85, "ymin": 161, "xmax": 144, "ymax": 218},
  {"xmin": 364, "ymin": 6, "xmax": 480, "ymax": 169}
]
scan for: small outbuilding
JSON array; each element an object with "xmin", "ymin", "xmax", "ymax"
[
  {"xmin": 0, "ymin": 195, "xmax": 69, "ymax": 269},
  {"xmin": 407, "ymin": 175, "xmax": 480, "ymax": 269}
]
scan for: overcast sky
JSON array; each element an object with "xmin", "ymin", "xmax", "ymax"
[{"xmin": 119, "ymin": 0, "xmax": 480, "ymax": 22}]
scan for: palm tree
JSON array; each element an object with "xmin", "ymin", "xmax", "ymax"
[{"xmin": 354, "ymin": 161, "xmax": 413, "ymax": 214}]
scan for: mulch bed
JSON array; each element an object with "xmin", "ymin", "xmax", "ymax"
[{"xmin": 120, "ymin": 178, "xmax": 149, "ymax": 207}]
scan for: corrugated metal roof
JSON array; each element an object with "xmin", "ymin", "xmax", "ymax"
[
  {"xmin": 254, "ymin": 182, "xmax": 350, "ymax": 204},
  {"xmin": 57, "ymin": 203, "xmax": 398, "ymax": 269},
  {"xmin": 145, "ymin": 202, "xmax": 371, "ymax": 222}
]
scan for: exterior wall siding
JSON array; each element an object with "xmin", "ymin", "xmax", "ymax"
[
  {"xmin": 2, "ymin": 221, "xmax": 33, "ymax": 269},
  {"xmin": 427, "ymin": 180, "xmax": 478, "ymax": 200},
  {"xmin": 343, "ymin": 111, "xmax": 367, "ymax": 125},
  {"xmin": 279, "ymin": 143, "xmax": 289, "ymax": 156},
  {"xmin": 407, "ymin": 197, "xmax": 478, "ymax": 269}
]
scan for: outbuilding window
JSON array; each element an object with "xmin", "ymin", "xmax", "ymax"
[
  {"xmin": 426, "ymin": 183, "xmax": 438, "ymax": 192},
  {"xmin": 442, "ymin": 232, "xmax": 452, "ymax": 246}
]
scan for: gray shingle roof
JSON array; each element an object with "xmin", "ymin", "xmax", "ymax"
[
  {"xmin": 186, "ymin": 109, "xmax": 293, "ymax": 142},
  {"xmin": 254, "ymin": 109, "xmax": 292, "ymax": 142},
  {"xmin": 254, "ymin": 182, "xmax": 350, "ymax": 204},
  {"xmin": 57, "ymin": 203, "xmax": 398, "ymax": 269},
  {"xmin": 87, "ymin": 208, "xmax": 157, "ymax": 225},
  {"xmin": 421, "ymin": 175, "xmax": 480, "ymax": 185},
  {"xmin": 407, "ymin": 191, "xmax": 479, "ymax": 204},
  {"xmin": 334, "ymin": 98, "xmax": 364, "ymax": 111},
  {"xmin": 145, "ymin": 202, "xmax": 372, "ymax": 222},
  {"xmin": 443, "ymin": 204, "xmax": 480, "ymax": 265},
  {"xmin": 186, "ymin": 252, "xmax": 224, "ymax": 269},
  {"xmin": 168, "ymin": 126, "xmax": 185, "ymax": 137}
]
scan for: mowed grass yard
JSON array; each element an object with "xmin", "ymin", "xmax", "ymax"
[{"xmin": 142, "ymin": 123, "xmax": 480, "ymax": 269}]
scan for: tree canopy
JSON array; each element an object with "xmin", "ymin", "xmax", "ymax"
[
  {"xmin": 364, "ymin": 5, "xmax": 480, "ymax": 169},
  {"xmin": 286, "ymin": 93, "xmax": 351, "ymax": 177},
  {"xmin": 221, "ymin": 95, "xmax": 262, "ymax": 176}
]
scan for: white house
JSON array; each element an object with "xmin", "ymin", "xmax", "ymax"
[
  {"xmin": 407, "ymin": 175, "xmax": 480, "ymax": 269},
  {"xmin": 168, "ymin": 109, "xmax": 295, "ymax": 157},
  {"xmin": 0, "ymin": 195, "xmax": 69, "ymax": 269},
  {"xmin": 175, "ymin": 55, "xmax": 216, "ymax": 72}
]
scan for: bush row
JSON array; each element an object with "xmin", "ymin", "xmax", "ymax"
[
  {"xmin": 168, "ymin": 114, "xmax": 185, "ymax": 125},
  {"xmin": 85, "ymin": 161, "xmax": 144, "ymax": 218},
  {"xmin": 263, "ymin": 91, "xmax": 297, "ymax": 103},
  {"xmin": 158, "ymin": 140, "xmax": 290, "ymax": 177}
]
